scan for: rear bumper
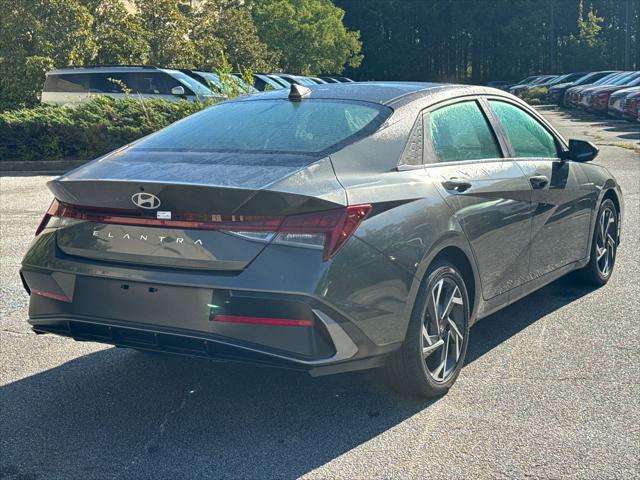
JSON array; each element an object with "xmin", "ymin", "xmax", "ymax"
[
  {"xmin": 23, "ymin": 272, "xmax": 397, "ymax": 376},
  {"xmin": 20, "ymin": 230, "xmax": 410, "ymax": 376}
]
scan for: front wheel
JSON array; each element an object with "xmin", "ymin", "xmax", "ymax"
[
  {"xmin": 385, "ymin": 260, "xmax": 471, "ymax": 397},
  {"xmin": 574, "ymin": 198, "xmax": 618, "ymax": 286}
]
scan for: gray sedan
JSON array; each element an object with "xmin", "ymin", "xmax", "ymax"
[{"xmin": 21, "ymin": 82, "xmax": 623, "ymax": 397}]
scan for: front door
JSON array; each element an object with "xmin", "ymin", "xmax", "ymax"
[{"xmin": 423, "ymin": 99, "xmax": 533, "ymax": 300}]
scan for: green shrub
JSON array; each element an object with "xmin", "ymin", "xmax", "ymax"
[
  {"xmin": 521, "ymin": 86, "xmax": 548, "ymax": 105},
  {"xmin": 0, "ymin": 96, "xmax": 211, "ymax": 162}
]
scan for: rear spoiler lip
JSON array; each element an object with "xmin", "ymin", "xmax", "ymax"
[{"xmin": 46, "ymin": 178, "xmax": 346, "ymax": 217}]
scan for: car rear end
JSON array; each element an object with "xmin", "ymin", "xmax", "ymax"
[
  {"xmin": 621, "ymin": 92, "xmax": 640, "ymax": 121},
  {"xmin": 608, "ymin": 88, "xmax": 640, "ymax": 118},
  {"xmin": 565, "ymin": 85, "xmax": 587, "ymax": 108},
  {"xmin": 578, "ymin": 87, "xmax": 597, "ymax": 109},
  {"xmin": 20, "ymin": 94, "xmax": 403, "ymax": 375},
  {"xmin": 608, "ymin": 91, "xmax": 625, "ymax": 117},
  {"xmin": 22, "ymin": 196, "xmax": 379, "ymax": 373},
  {"xmin": 587, "ymin": 88, "xmax": 613, "ymax": 113}
]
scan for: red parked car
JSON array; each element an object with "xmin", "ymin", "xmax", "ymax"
[
  {"xmin": 583, "ymin": 73, "xmax": 640, "ymax": 113},
  {"xmin": 621, "ymin": 91, "xmax": 640, "ymax": 122},
  {"xmin": 608, "ymin": 87, "xmax": 640, "ymax": 118},
  {"xmin": 564, "ymin": 71, "xmax": 623, "ymax": 107}
]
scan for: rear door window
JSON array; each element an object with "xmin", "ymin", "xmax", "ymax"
[
  {"xmin": 427, "ymin": 101, "xmax": 502, "ymax": 162},
  {"xmin": 89, "ymin": 73, "xmax": 123, "ymax": 93},
  {"xmin": 489, "ymin": 101, "xmax": 558, "ymax": 158},
  {"xmin": 94, "ymin": 72, "xmax": 179, "ymax": 95}
]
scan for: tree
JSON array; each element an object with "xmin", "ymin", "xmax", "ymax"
[
  {"xmin": 190, "ymin": 0, "xmax": 280, "ymax": 71},
  {"xmin": 0, "ymin": 0, "xmax": 96, "ymax": 108},
  {"xmin": 134, "ymin": 0, "xmax": 197, "ymax": 68},
  {"xmin": 82, "ymin": 0, "xmax": 149, "ymax": 65},
  {"xmin": 250, "ymin": 0, "xmax": 362, "ymax": 75},
  {"xmin": 336, "ymin": 0, "xmax": 638, "ymax": 83},
  {"xmin": 561, "ymin": 0, "xmax": 607, "ymax": 71}
]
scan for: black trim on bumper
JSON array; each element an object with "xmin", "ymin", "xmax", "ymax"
[{"xmin": 30, "ymin": 317, "xmax": 394, "ymax": 376}]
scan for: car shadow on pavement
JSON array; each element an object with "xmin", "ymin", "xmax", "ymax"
[
  {"xmin": 0, "ymin": 276, "xmax": 595, "ymax": 479},
  {"xmin": 466, "ymin": 275, "xmax": 594, "ymax": 364}
]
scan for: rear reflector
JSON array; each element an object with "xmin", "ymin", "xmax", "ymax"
[
  {"xmin": 31, "ymin": 287, "xmax": 71, "ymax": 303},
  {"xmin": 211, "ymin": 314, "xmax": 313, "ymax": 327},
  {"xmin": 37, "ymin": 200, "xmax": 372, "ymax": 260}
]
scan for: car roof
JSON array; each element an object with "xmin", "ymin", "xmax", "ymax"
[
  {"xmin": 236, "ymin": 81, "xmax": 471, "ymax": 106},
  {"xmin": 47, "ymin": 66, "xmax": 168, "ymax": 75}
]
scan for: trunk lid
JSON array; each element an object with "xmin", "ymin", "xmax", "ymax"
[{"xmin": 49, "ymin": 149, "xmax": 346, "ymax": 270}]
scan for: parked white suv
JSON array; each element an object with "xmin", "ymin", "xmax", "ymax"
[{"xmin": 41, "ymin": 66, "xmax": 216, "ymax": 105}]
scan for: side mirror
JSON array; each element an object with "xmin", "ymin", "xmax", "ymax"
[
  {"xmin": 171, "ymin": 85, "xmax": 185, "ymax": 96},
  {"xmin": 565, "ymin": 139, "xmax": 599, "ymax": 162}
]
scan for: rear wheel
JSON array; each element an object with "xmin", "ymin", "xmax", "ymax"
[
  {"xmin": 385, "ymin": 260, "xmax": 470, "ymax": 397},
  {"xmin": 575, "ymin": 198, "xmax": 618, "ymax": 286}
]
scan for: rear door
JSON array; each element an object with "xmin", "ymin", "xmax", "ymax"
[
  {"xmin": 423, "ymin": 98, "xmax": 533, "ymax": 300},
  {"xmin": 486, "ymin": 99, "xmax": 594, "ymax": 278}
]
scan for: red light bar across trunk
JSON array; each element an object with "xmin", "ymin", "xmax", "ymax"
[{"xmin": 211, "ymin": 314, "xmax": 313, "ymax": 327}]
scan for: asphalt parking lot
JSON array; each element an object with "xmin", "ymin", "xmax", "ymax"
[{"xmin": 1, "ymin": 108, "xmax": 638, "ymax": 479}]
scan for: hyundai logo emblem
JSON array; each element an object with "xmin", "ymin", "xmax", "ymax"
[{"xmin": 131, "ymin": 192, "xmax": 161, "ymax": 210}]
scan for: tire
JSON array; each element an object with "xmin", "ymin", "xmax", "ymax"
[
  {"xmin": 385, "ymin": 260, "xmax": 471, "ymax": 398},
  {"xmin": 574, "ymin": 198, "xmax": 618, "ymax": 286}
]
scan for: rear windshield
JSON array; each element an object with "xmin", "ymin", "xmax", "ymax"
[{"xmin": 132, "ymin": 99, "xmax": 390, "ymax": 155}]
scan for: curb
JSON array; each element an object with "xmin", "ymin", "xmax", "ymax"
[{"xmin": 0, "ymin": 160, "xmax": 87, "ymax": 176}]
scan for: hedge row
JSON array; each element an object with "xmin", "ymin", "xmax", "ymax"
[
  {"xmin": 0, "ymin": 97, "xmax": 212, "ymax": 163},
  {"xmin": 520, "ymin": 86, "xmax": 549, "ymax": 106}
]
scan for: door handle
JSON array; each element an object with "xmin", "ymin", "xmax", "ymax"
[
  {"xmin": 529, "ymin": 175, "xmax": 549, "ymax": 189},
  {"xmin": 442, "ymin": 177, "xmax": 472, "ymax": 193}
]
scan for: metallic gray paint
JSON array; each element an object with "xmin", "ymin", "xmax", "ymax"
[{"xmin": 21, "ymin": 82, "xmax": 624, "ymax": 375}]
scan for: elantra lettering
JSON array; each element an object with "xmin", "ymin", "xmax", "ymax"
[{"xmin": 92, "ymin": 230, "xmax": 204, "ymax": 246}]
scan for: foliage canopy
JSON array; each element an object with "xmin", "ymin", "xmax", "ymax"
[{"xmin": 0, "ymin": 0, "xmax": 361, "ymax": 109}]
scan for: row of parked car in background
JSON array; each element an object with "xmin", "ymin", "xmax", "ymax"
[
  {"xmin": 40, "ymin": 65, "xmax": 353, "ymax": 106},
  {"xmin": 489, "ymin": 70, "xmax": 640, "ymax": 122},
  {"xmin": 42, "ymin": 65, "xmax": 639, "ymax": 123}
]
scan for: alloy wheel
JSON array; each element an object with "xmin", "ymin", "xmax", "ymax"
[
  {"xmin": 595, "ymin": 205, "xmax": 617, "ymax": 277},
  {"xmin": 421, "ymin": 276, "xmax": 466, "ymax": 383}
]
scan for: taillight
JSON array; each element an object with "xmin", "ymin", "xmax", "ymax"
[
  {"xmin": 38, "ymin": 200, "xmax": 372, "ymax": 261},
  {"xmin": 38, "ymin": 200, "xmax": 283, "ymax": 232},
  {"xmin": 274, "ymin": 205, "xmax": 372, "ymax": 260},
  {"xmin": 35, "ymin": 199, "xmax": 59, "ymax": 236}
]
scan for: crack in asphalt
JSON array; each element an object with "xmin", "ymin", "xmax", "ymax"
[
  {"xmin": 0, "ymin": 328, "xmax": 33, "ymax": 336},
  {"xmin": 117, "ymin": 380, "xmax": 201, "ymax": 479}
]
